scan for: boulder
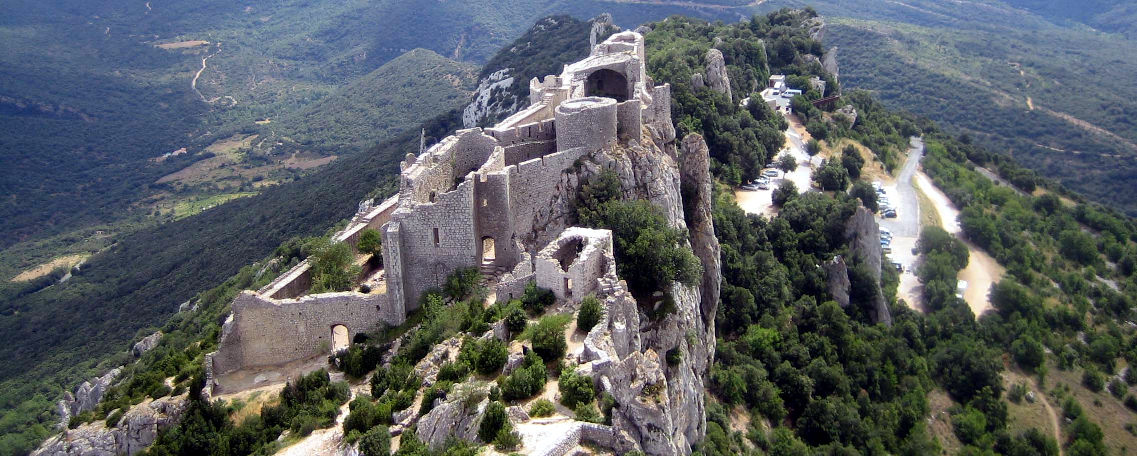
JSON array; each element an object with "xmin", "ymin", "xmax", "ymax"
[
  {"xmin": 33, "ymin": 395, "xmax": 187, "ymax": 456},
  {"xmin": 842, "ymin": 207, "xmax": 891, "ymax": 325},
  {"xmin": 679, "ymin": 134, "xmax": 722, "ymax": 329},
  {"xmin": 824, "ymin": 256, "xmax": 852, "ymax": 309}
]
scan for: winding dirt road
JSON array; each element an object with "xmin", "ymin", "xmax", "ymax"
[{"xmin": 192, "ymin": 43, "xmax": 237, "ymax": 106}]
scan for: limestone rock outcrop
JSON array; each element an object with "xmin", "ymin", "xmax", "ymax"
[
  {"xmin": 679, "ymin": 134, "xmax": 721, "ymax": 328},
  {"xmin": 415, "ymin": 382, "xmax": 491, "ymax": 450},
  {"xmin": 35, "ymin": 395, "xmax": 187, "ymax": 456},
  {"xmin": 704, "ymin": 49, "xmax": 732, "ymax": 101},
  {"xmin": 132, "ymin": 332, "xmax": 163, "ymax": 358},
  {"xmin": 825, "ymin": 206, "xmax": 891, "ymax": 325},
  {"xmin": 56, "ymin": 368, "xmax": 121, "ymax": 428}
]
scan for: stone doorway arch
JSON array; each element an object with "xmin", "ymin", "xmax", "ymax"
[
  {"xmin": 481, "ymin": 237, "xmax": 496, "ymax": 264},
  {"xmin": 585, "ymin": 69, "xmax": 630, "ymax": 102},
  {"xmin": 331, "ymin": 325, "xmax": 349, "ymax": 352}
]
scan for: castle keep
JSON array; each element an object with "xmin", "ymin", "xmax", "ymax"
[{"xmin": 208, "ymin": 32, "xmax": 676, "ymax": 380}]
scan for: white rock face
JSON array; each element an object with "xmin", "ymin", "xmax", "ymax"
[{"xmin": 462, "ymin": 69, "xmax": 517, "ymax": 128}]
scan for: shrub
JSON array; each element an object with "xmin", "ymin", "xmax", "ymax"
[
  {"xmin": 666, "ymin": 347, "xmax": 683, "ymax": 366},
  {"xmin": 521, "ymin": 282, "xmax": 556, "ymax": 315},
  {"xmin": 1110, "ymin": 378, "xmax": 1128, "ymax": 399},
  {"xmin": 445, "ymin": 267, "xmax": 482, "ymax": 301},
  {"xmin": 573, "ymin": 402, "xmax": 603, "ymax": 423},
  {"xmin": 1083, "ymin": 368, "xmax": 1105, "ymax": 393},
  {"xmin": 500, "ymin": 351, "xmax": 546, "ymax": 401},
  {"xmin": 104, "ymin": 409, "xmax": 124, "ymax": 427},
  {"xmin": 529, "ymin": 399, "xmax": 556, "ymax": 417},
  {"xmin": 305, "ymin": 237, "xmax": 362, "ymax": 293},
  {"xmin": 777, "ymin": 154, "xmax": 797, "ymax": 173},
  {"xmin": 437, "ymin": 360, "xmax": 471, "ymax": 383},
  {"xmin": 344, "ymin": 397, "xmax": 383, "ymax": 436},
  {"xmin": 504, "ymin": 306, "xmax": 528, "ymax": 335},
  {"xmin": 357, "ymin": 229, "xmax": 383, "ymax": 256},
  {"xmin": 531, "ymin": 316, "xmax": 568, "ymax": 362},
  {"xmin": 493, "ymin": 427, "xmax": 522, "ymax": 451},
  {"xmin": 558, "ymin": 368, "xmax": 595, "ymax": 408},
  {"xmin": 419, "ymin": 381, "xmax": 453, "ymax": 415},
  {"xmin": 478, "ymin": 401, "xmax": 508, "ymax": 443},
  {"xmin": 476, "ymin": 339, "xmax": 509, "ymax": 375},
  {"xmin": 576, "ymin": 296, "xmax": 603, "ymax": 332},
  {"xmin": 359, "ymin": 425, "xmax": 391, "ymax": 456},
  {"xmin": 579, "ymin": 200, "xmax": 701, "ymax": 296}
]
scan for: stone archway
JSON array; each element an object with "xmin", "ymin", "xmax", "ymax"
[
  {"xmin": 585, "ymin": 69, "xmax": 630, "ymax": 102},
  {"xmin": 331, "ymin": 325, "xmax": 349, "ymax": 352}
]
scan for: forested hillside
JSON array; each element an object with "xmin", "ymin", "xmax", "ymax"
[{"xmin": 644, "ymin": 10, "xmax": 1137, "ymax": 455}]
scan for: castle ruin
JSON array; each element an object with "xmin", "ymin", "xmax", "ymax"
[{"xmin": 207, "ymin": 31, "xmax": 677, "ymax": 381}]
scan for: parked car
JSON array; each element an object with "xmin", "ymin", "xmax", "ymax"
[
  {"xmin": 763, "ymin": 169, "xmax": 779, "ymax": 178},
  {"xmin": 757, "ymin": 181, "xmax": 770, "ymax": 190},
  {"xmin": 741, "ymin": 183, "xmax": 760, "ymax": 191},
  {"xmin": 880, "ymin": 228, "xmax": 892, "ymax": 237},
  {"xmin": 884, "ymin": 209, "xmax": 897, "ymax": 218},
  {"xmin": 883, "ymin": 246, "xmax": 893, "ymax": 254},
  {"xmin": 892, "ymin": 262, "xmax": 904, "ymax": 273}
]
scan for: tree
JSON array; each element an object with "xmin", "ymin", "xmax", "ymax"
[
  {"xmin": 772, "ymin": 181, "xmax": 798, "ymax": 207},
  {"xmin": 475, "ymin": 339, "xmax": 508, "ymax": 375},
  {"xmin": 305, "ymin": 237, "xmax": 361, "ymax": 293},
  {"xmin": 357, "ymin": 229, "xmax": 383, "ymax": 256},
  {"xmin": 806, "ymin": 139, "xmax": 821, "ymax": 157},
  {"xmin": 581, "ymin": 200, "xmax": 701, "ymax": 297},
  {"xmin": 840, "ymin": 147, "xmax": 865, "ymax": 180},
  {"xmin": 814, "ymin": 159, "xmax": 849, "ymax": 191},
  {"xmin": 849, "ymin": 181, "xmax": 878, "ymax": 212},
  {"xmin": 576, "ymin": 296, "xmax": 603, "ymax": 332},
  {"xmin": 777, "ymin": 154, "xmax": 797, "ymax": 173},
  {"xmin": 478, "ymin": 402, "xmax": 508, "ymax": 443},
  {"xmin": 1010, "ymin": 335, "xmax": 1044, "ymax": 370}
]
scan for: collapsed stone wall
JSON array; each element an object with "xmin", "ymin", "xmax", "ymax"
[{"xmin": 211, "ymin": 290, "xmax": 400, "ymax": 375}]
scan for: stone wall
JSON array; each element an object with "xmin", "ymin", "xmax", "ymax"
[
  {"xmin": 554, "ymin": 97, "xmax": 617, "ymax": 152},
  {"xmin": 211, "ymin": 290, "xmax": 399, "ymax": 375},
  {"xmin": 534, "ymin": 227, "xmax": 613, "ymax": 302}
]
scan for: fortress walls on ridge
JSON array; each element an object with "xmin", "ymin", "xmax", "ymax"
[{"xmin": 211, "ymin": 290, "xmax": 400, "ymax": 375}]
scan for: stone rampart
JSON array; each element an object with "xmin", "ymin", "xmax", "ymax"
[
  {"xmin": 211, "ymin": 290, "xmax": 399, "ymax": 375},
  {"xmin": 555, "ymin": 97, "xmax": 617, "ymax": 152}
]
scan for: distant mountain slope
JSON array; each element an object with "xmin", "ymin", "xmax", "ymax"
[
  {"xmin": 998, "ymin": 0, "xmax": 1137, "ymax": 38},
  {"xmin": 271, "ymin": 49, "xmax": 478, "ymax": 153}
]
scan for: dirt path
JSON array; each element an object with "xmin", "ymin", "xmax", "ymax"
[
  {"xmin": 192, "ymin": 43, "xmax": 237, "ymax": 106},
  {"xmin": 1037, "ymin": 382, "xmax": 1064, "ymax": 456},
  {"xmin": 914, "ymin": 172, "xmax": 1003, "ymax": 317}
]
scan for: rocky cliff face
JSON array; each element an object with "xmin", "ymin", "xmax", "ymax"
[
  {"xmin": 56, "ymin": 368, "xmax": 121, "ymax": 428},
  {"xmin": 826, "ymin": 206, "xmax": 891, "ymax": 325},
  {"xmin": 703, "ymin": 49, "xmax": 732, "ymax": 102},
  {"xmin": 34, "ymin": 395, "xmax": 187, "ymax": 456}
]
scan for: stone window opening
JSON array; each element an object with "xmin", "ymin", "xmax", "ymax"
[
  {"xmin": 331, "ymin": 325, "xmax": 349, "ymax": 353},
  {"xmin": 565, "ymin": 278, "xmax": 574, "ymax": 298},
  {"xmin": 429, "ymin": 191, "xmax": 437, "ymax": 203},
  {"xmin": 433, "ymin": 228, "xmax": 440, "ymax": 247}
]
